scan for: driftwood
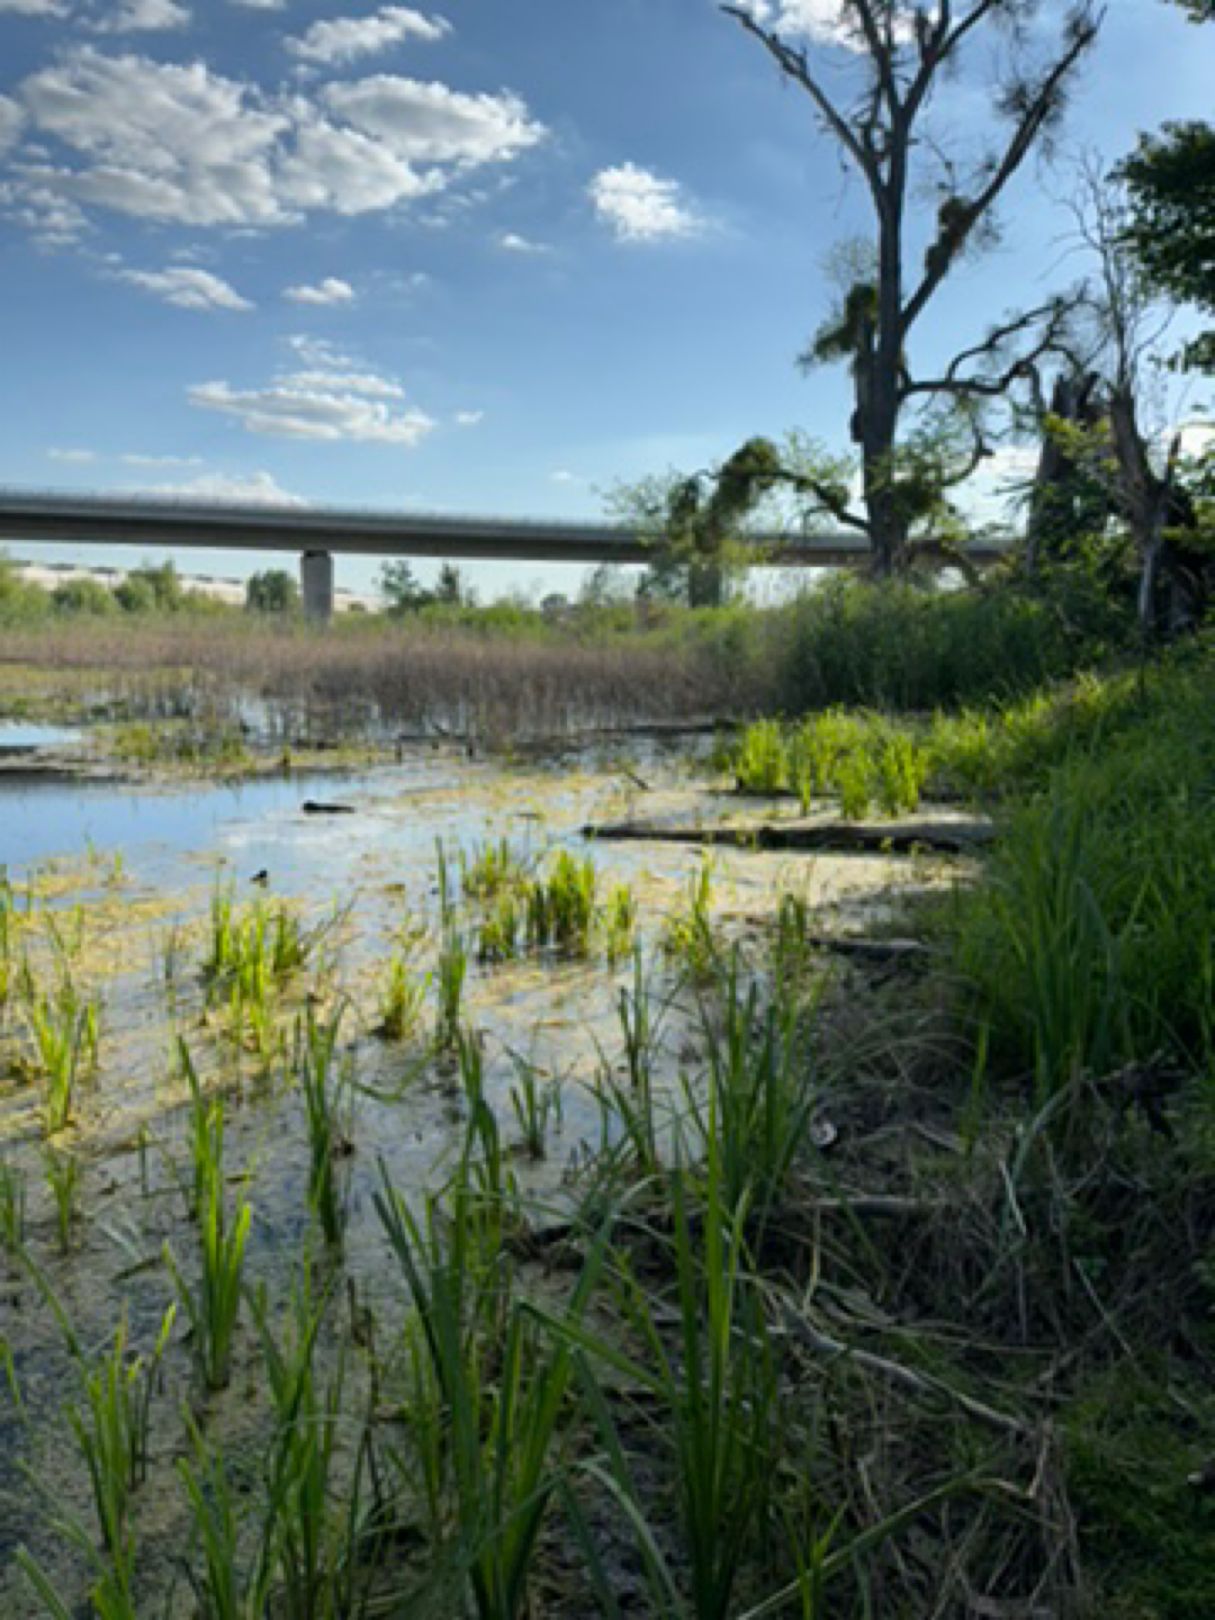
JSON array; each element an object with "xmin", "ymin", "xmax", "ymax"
[
  {"xmin": 742, "ymin": 926, "xmax": 934, "ymax": 965},
  {"xmin": 583, "ymin": 817, "xmax": 993, "ymax": 856},
  {"xmin": 301, "ymin": 800, "xmax": 357, "ymax": 816}
]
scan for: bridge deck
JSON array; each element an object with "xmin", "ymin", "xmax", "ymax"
[{"xmin": 0, "ymin": 489, "xmax": 1007, "ymax": 568}]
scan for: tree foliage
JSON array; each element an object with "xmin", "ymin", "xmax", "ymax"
[{"xmin": 245, "ymin": 569, "xmax": 300, "ymax": 615}]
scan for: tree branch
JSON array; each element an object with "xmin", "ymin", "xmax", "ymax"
[
  {"xmin": 903, "ymin": 7, "xmax": 1103, "ymax": 334},
  {"xmin": 900, "ymin": 298, "xmax": 1080, "ymax": 403},
  {"xmin": 721, "ymin": 6, "xmax": 884, "ymax": 200}
]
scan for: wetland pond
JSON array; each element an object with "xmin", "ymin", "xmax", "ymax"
[{"xmin": 0, "ymin": 736, "xmax": 958, "ymax": 1615}]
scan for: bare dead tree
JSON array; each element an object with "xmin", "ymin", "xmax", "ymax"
[
  {"xmin": 722, "ymin": 1, "xmax": 1103, "ymax": 575},
  {"xmin": 1063, "ymin": 165, "xmax": 1205, "ymax": 635}
]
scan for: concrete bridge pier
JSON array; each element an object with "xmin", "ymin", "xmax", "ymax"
[{"xmin": 301, "ymin": 549, "xmax": 334, "ymax": 623}]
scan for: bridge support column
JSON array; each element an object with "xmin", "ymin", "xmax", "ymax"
[{"xmin": 301, "ymin": 550, "xmax": 334, "ymax": 623}]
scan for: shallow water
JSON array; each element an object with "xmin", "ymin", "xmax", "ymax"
[
  {"xmin": 0, "ymin": 721, "xmax": 81, "ymax": 753},
  {"xmin": 0, "ymin": 746, "xmax": 956, "ymax": 1616}
]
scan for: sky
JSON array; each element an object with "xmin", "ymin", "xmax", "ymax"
[{"xmin": 0, "ymin": 0, "xmax": 1211, "ymax": 600}]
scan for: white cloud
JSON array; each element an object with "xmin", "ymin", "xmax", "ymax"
[
  {"xmin": 0, "ymin": 0, "xmax": 68, "ymax": 13},
  {"xmin": 287, "ymin": 7, "xmax": 450, "ymax": 68},
  {"xmin": 91, "ymin": 0, "xmax": 192, "ymax": 34},
  {"xmin": 454, "ymin": 410, "xmax": 483, "ymax": 427},
  {"xmin": 284, "ymin": 275, "xmax": 355, "ymax": 305},
  {"xmin": 732, "ymin": 1, "xmax": 913, "ymax": 50},
  {"xmin": 120, "ymin": 265, "xmax": 254, "ymax": 311},
  {"xmin": 497, "ymin": 230, "xmax": 546, "ymax": 254},
  {"xmin": 189, "ymin": 351, "xmax": 436, "ymax": 445},
  {"xmin": 550, "ymin": 469, "xmax": 581, "ymax": 485},
  {"xmin": 48, "ymin": 446, "xmax": 98, "ymax": 463},
  {"xmin": 323, "ymin": 77, "xmax": 542, "ymax": 167},
  {"xmin": 140, "ymin": 469, "xmax": 308, "ymax": 505},
  {"xmin": 5, "ymin": 49, "xmax": 545, "ymax": 232},
  {"xmin": 283, "ymin": 369, "xmax": 403, "ymax": 397},
  {"xmin": 0, "ymin": 98, "xmax": 23, "ymax": 157},
  {"xmin": 588, "ymin": 162, "xmax": 705, "ymax": 243}
]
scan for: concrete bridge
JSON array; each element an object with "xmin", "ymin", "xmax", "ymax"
[{"xmin": 0, "ymin": 488, "xmax": 1008, "ymax": 619}]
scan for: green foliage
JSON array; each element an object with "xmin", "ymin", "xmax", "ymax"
[
  {"xmin": 525, "ymin": 852, "xmax": 598, "ymax": 956},
  {"xmin": 1120, "ymin": 116, "xmax": 1215, "ymax": 371},
  {"xmin": 114, "ymin": 561, "xmax": 185, "ymax": 615},
  {"xmin": 953, "ymin": 648, "xmax": 1215, "ymax": 1089},
  {"xmin": 1065, "ymin": 1369, "xmax": 1215, "ymax": 1618},
  {"xmin": 51, "ymin": 578, "xmax": 118, "ymax": 617},
  {"xmin": 245, "ymin": 569, "xmax": 300, "ymax": 615}
]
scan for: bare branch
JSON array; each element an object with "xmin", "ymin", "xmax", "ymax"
[
  {"xmin": 903, "ymin": 7, "xmax": 1104, "ymax": 334},
  {"xmin": 901, "ymin": 298, "xmax": 1081, "ymax": 403},
  {"xmin": 720, "ymin": 6, "xmax": 883, "ymax": 200}
]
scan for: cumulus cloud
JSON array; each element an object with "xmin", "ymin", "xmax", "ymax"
[
  {"xmin": 322, "ymin": 76, "xmax": 541, "ymax": 167},
  {"xmin": 454, "ymin": 410, "xmax": 483, "ymax": 427},
  {"xmin": 48, "ymin": 446, "xmax": 99, "ymax": 463},
  {"xmin": 189, "ymin": 349, "xmax": 436, "ymax": 446},
  {"xmin": 3, "ymin": 48, "xmax": 546, "ymax": 233},
  {"xmin": 284, "ymin": 276, "xmax": 355, "ymax": 305},
  {"xmin": 91, "ymin": 0, "xmax": 192, "ymax": 34},
  {"xmin": 588, "ymin": 162, "xmax": 705, "ymax": 243},
  {"xmin": 0, "ymin": 0, "xmax": 68, "ymax": 13},
  {"xmin": 120, "ymin": 265, "xmax": 254, "ymax": 310},
  {"xmin": 287, "ymin": 6, "xmax": 450, "ymax": 68}
]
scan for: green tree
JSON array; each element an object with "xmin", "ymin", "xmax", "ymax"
[
  {"xmin": 1119, "ymin": 4, "xmax": 1215, "ymax": 372},
  {"xmin": 379, "ymin": 559, "xmax": 431, "ymax": 614},
  {"xmin": 722, "ymin": 0, "xmax": 1101, "ymax": 574},
  {"xmin": 245, "ymin": 569, "xmax": 300, "ymax": 615},
  {"xmin": 114, "ymin": 561, "xmax": 184, "ymax": 614},
  {"xmin": 51, "ymin": 577, "xmax": 117, "ymax": 616},
  {"xmin": 435, "ymin": 563, "xmax": 472, "ymax": 606}
]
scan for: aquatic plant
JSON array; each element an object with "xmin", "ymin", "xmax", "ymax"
[
  {"xmin": 476, "ymin": 887, "xmax": 522, "ymax": 964},
  {"xmin": 688, "ymin": 955, "xmax": 818, "ymax": 1222},
  {"xmin": 461, "ymin": 837, "xmax": 531, "ymax": 903},
  {"xmin": 602, "ymin": 882, "xmax": 638, "ymax": 967},
  {"xmin": 0, "ymin": 1157, "xmax": 26, "ymax": 1255},
  {"xmin": 376, "ymin": 952, "xmax": 428, "ymax": 1040},
  {"xmin": 508, "ymin": 1055, "xmax": 562, "ymax": 1160},
  {"xmin": 435, "ymin": 925, "xmax": 469, "ymax": 1051},
  {"xmin": 377, "ymin": 1149, "xmax": 605, "ymax": 1620},
  {"xmin": 164, "ymin": 1082, "xmax": 252, "ymax": 1391},
  {"xmin": 24, "ymin": 981, "xmax": 101, "ymax": 1136},
  {"xmin": 732, "ymin": 717, "xmax": 788, "ymax": 795},
  {"xmin": 43, "ymin": 1144, "xmax": 81, "ymax": 1253},
  {"xmin": 295, "ymin": 1009, "xmax": 354, "ymax": 1248},
  {"xmin": 663, "ymin": 857, "xmax": 719, "ymax": 982},
  {"xmin": 525, "ymin": 851, "xmax": 598, "ymax": 956},
  {"xmin": 18, "ymin": 1302, "xmax": 175, "ymax": 1620}
]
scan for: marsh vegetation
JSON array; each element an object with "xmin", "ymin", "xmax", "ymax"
[{"xmin": 3, "ymin": 584, "xmax": 1215, "ymax": 1616}]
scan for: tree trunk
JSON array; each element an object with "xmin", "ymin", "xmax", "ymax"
[{"xmin": 855, "ymin": 341, "xmax": 907, "ymax": 578}]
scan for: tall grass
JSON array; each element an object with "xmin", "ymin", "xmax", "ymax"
[
  {"xmin": 953, "ymin": 655, "xmax": 1215, "ymax": 1092},
  {"xmin": 295, "ymin": 1009, "xmax": 354, "ymax": 1247},
  {"xmin": 164, "ymin": 1070, "xmax": 252, "ymax": 1390},
  {"xmin": 378, "ymin": 1154, "xmax": 607, "ymax": 1619}
]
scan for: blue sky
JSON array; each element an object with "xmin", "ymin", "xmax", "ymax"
[{"xmin": 0, "ymin": 0, "xmax": 1211, "ymax": 599}]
